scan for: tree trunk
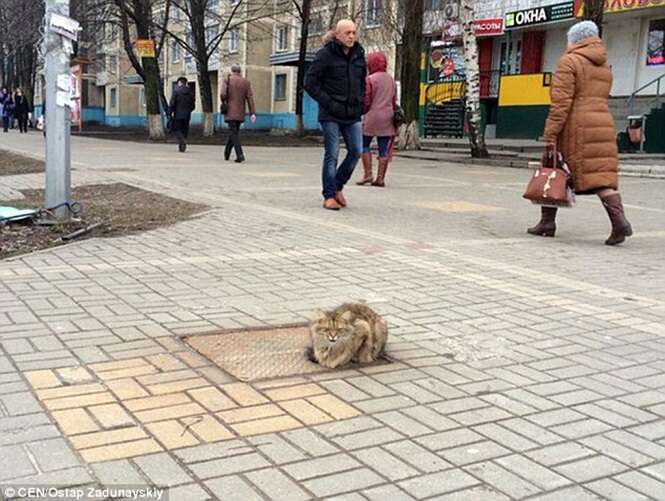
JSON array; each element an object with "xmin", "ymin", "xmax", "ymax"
[
  {"xmin": 583, "ymin": 0, "xmax": 604, "ymax": 37},
  {"xmin": 295, "ymin": 0, "xmax": 312, "ymax": 137},
  {"xmin": 460, "ymin": 0, "xmax": 488, "ymax": 158},
  {"xmin": 197, "ymin": 63, "xmax": 214, "ymax": 136},
  {"xmin": 142, "ymin": 55, "xmax": 165, "ymax": 139},
  {"xmin": 398, "ymin": 0, "xmax": 424, "ymax": 150}
]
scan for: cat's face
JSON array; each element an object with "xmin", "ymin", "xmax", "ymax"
[{"xmin": 312, "ymin": 311, "xmax": 353, "ymax": 345}]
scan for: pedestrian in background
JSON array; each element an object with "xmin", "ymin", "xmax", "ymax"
[
  {"xmin": 529, "ymin": 21, "xmax": 632, "ymax": 246},
  {"xmin": 13, "ymin": 87, "xmax": 30, "ymax": 133},
  {"xmin": 169, "ymin": 77, "xmax": 195, "ymax": 152},
  {"xmin": 357, "ymin": 51, "xmax": 396, "ymax": 187},
  {"xmin": 305, "ymin": 20, "xmax": 366, "ymax": 210},
  {"xmin": 220, "ymin": 64, "xmax": 256, "ymax": 163},
  {"xmin": 1, "ymin": 88, "xmax": 13, "ymax": 133}
]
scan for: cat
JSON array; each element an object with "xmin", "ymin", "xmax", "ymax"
[{"xmin": 307, "ymin": 303, "xmax": 388, "ymax": 369}]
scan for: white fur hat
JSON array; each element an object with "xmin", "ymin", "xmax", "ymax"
[{"xmin": 567, "ymin": 21, "xmax": 599, "ymax": 45}]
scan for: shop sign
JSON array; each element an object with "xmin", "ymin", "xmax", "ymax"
[
  {"xmin": 474, "ymin": 18, "xmax": 504, "ymax": 37},
  {"xmin": 135, "ymin": 39, "xmax": 156, "ymax": 58},
  {"xmin": 505, "ymin": 2, "xmax": 575, "ymax": 29},
  {"xmin": 574, "ymin": 0, "xmax": 665, "ymax": 16}
]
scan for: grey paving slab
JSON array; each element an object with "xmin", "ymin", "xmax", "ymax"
[{"xmin": 2, "ymin": 134, "xmax": 665, "ymax": 498}]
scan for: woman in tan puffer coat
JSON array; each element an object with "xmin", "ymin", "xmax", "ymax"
[{"xmin": 529, "ymin": 21, "xmax": 632, "ymax": 246}]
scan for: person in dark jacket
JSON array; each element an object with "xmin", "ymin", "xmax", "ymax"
[
  {"xmin": 0, "ymin": 88, "xmax": 13, "ymax": 133},
  {"xmin": 13, "ymin": 88, "xmax": 30, "ymax": 133},
  {"xmin": 220, "ymin": 64, "xmax": 256, "ymax": 163},
  {"xmin": 305, "ymin": 20, "xmax": 367, "ymax": 210},
  {"xmin": 169, "ymin": 77, "xmax": 195, "ymax": 152}
]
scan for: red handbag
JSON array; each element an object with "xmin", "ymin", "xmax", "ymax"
[{"xmin": 523, "ymin": 146, "xmax": 575, "ymax": 208}]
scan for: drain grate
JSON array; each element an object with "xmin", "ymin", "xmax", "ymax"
[{"xmin": 184, "ymin": 324, "xmax": 329, "ymax": 382}]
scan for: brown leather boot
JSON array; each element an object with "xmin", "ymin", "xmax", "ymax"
[
  {"xmin": 356, "ymin": 153, "xmax": 373, "ymax": 185},
  {"xmin": 527, "ymin": 207, "xmax": 558, "ymax": 237},
  {"xmin": 601, "ymin": 193, "xmax": 633, "ymax": 245},
  {"xmin": 372, "ymin": 158, "xmax": 389, "ymax": 187}
]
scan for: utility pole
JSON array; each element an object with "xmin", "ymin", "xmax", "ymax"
[{"xmin": 44, "ymin": 0, "xmax": 75, "ymax": 221}]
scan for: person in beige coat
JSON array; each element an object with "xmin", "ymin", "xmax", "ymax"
[
  {"xmin": 529, "ymin": 21, "xmax": 632, "ymax": 246},
  {"xmin": 220, "ymin": 64, "xmax": 256, "ymax": 163}
]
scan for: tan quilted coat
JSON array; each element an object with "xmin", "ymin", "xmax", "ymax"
[{"xmin": 543, "ymin": 37, "xmax": 618, "ymax": 194}]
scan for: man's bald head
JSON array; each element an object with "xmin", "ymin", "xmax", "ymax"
[{"xmin": 335, "ymin": 19, "xmax": 357, "ymax": 49}]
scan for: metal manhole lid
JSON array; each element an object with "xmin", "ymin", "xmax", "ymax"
[{"xmin": 184, "ymin": 325, "xmax": 329, "ymax": 382}]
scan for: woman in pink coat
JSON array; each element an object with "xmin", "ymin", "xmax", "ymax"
[{"xmin": 357, "ymin": 52, "xmax": 396, "ymax": 187}]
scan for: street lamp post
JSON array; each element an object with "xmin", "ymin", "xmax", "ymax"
[{"xmin": 44, "ymin": 0, "xmax": 73, "ymax": 222}]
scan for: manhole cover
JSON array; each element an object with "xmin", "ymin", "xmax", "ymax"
[{"xmin": 184, "ymin": 325, "xmax": 329, "ymax": 382}]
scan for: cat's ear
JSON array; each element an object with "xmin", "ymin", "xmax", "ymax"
[
  {"xmin": 312, "ymin": 309, "xmax": 327, "ymax": 323},
  {"xmin": 339, "ymin": 310, "xmax": 353, "ymax": 322}
]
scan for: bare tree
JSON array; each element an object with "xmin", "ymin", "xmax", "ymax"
[
  {"xmin": 0, "ymin": 0, "xmax": 43, "ymax": 103},
  {"xmin": 291, "ymin": 0, "xmax": 312, "ymax": 136},
  {"xmin": 460, "ymin": 0, "xmax": 487, "ymax": 158},
  {"xmin": 398, "ymin": 0, "xmax": 423, "ymax": 150},
  {"xmin": 583, "ymin": 0, "xmax": 603, "ymax": 37}
]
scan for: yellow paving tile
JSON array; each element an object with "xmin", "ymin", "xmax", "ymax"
[
  {"xmin": 44, "ymin": 392, "xmax": 116, "ymax": 411},
  {"xmin": 96, "ymin": 365, "xmax": 159, "ymax": 381},
  {"xmin": 145, "ymin": 420, "xmax": 200, "ymax": 449},
  {"xmin": 264, "ymin": 383, "xmax": 325, "ymax": 402},
  {"xmin": 146, "ymin": 377, "xmax": 209, "ymax": 396},
  {"xmin": 79, "ymin": 438, "xmax": 163, "ymax": 463},
  {"xmin": 24, "ymin": 370, "xmax": 61, "ymax": 389},
  {"xmin": 36, "ymin": 383, "xmax": 107, "ymax": 401},
  {"xmin": 145, "ymin": 353, "xmax": 187, "ymax": 371},
  {"xmin": 307, "ymin": 394, "xmax": 361, "ymax": 420},
  {"xmin": 222, "ymin": 383, "xmax": 268, "ymax": 406},
  {"xmin": 125, "ymin": 393, "xmax": 192, "ymax": 412},
  {"xmin": 51, "ymin": 409, "xmax": 100, "ymax": 435},
  {"xmin": 187, "ymin": 387, "xmax": 237, "ymax": 412},
  {"xmin": 89, "ymin": 358, "xmax": 148, "ymax": 373},
  {"xmin": 279, "ymin": 399, "xmax": 333, "ymax": 425},
  {"xmin": 134, "ymin": 402, "xmax": 206, "ymax": 423},
  {"xmin": 88, "ymin": 403, "xmax": 135, "ymax": 429},
  {"xmin": 71, "ymin": 427, "xmax": 148, "ymax": 449},
  {"xmin": 56, "ymin": 367, "xmax": 94, "ymax": 384},
  {"xmin": 217, "ymin": 404, "xmax": 284, "ymax": 424},
  {"xmin": 413, "ymin": 200, "xmax": 505, "ymax": 212},
  {"xmin": 106, "ymin": 379, "xmax": 149, "ymax": 400},
  {"xmin": 231, "ymin": 415, "xmax": 301, "ymax": 436},
  {"xmin": 184, "ymin": 415, "xmax": 234, "ymax": 442}
]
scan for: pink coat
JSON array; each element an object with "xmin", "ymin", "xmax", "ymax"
[{"xmin": 362, "ymin": 52, "xmax": 396, "ymax": 138}]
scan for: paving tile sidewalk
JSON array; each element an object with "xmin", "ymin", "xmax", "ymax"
[{"xmin": 1, "ymin": 135, "xmax": 665, "ymax": 500}]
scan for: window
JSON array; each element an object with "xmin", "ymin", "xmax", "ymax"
[
  {"xmin": 426, "ymin": 0, "xmax": 443, "ymax": 10},
  {"xmin": 185, "ymin": 32, "xmax": 194, "ymax": 61},
  {"xmin": 648, "ymin": 20, "xmax": 665, "ymax": 65},
  {"xmin": 308, "ymin": 12, "xmax": 323, "ymax": 35},
  {"xmin": 171, "ymin": 41, "xmax": 180, "ymax": 63},
  {"xmin": 363, "ymin": 0, "xmax": 382, "ymax": 28},
  {"xmin": 109, "ymin": 55, "xmax": 117, "ymax": 73},
  {"xmin": 275, "ymin": 25, "xmax": 288, "ymax": 52},
  {"xmin": 110, "ymin": 88, "xmax": 117, "ymax": 109},
  {"xmin": 139, "ymin": 88, "xmax": 146, "ymax": 108},
  {"xmin": 274, "ymin": 74, "xmax": 287, "ymax": 100},
  {"xmin": 229, "ymin": 29, "xmax": 239, "ymax": 53}
]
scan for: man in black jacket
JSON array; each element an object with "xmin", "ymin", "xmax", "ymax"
[
  {"xmin": 169, "ymin": 77, "xmax": 195, "ymax": 152},
  {"xmin": 305, "ymin": 20, "xmax": 366, "ymax": 210}
]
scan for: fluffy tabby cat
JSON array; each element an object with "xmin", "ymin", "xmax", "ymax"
[{"xmin": 307, "ymin": 303, "xmax": 388, "ymax": 369}]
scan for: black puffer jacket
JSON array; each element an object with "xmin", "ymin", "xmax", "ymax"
[{"xmin": 305, "ymin": 40, "xmax": 366, "ymax": 124}]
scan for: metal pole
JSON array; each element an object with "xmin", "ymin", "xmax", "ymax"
[{"xmin": 44, "ymin": 0, "xmax": 72, "ymax": 222}]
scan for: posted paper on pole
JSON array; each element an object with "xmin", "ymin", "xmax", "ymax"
[{"xmin": 49, "ymin": 13, "xmax": 80, "ymax": 41}]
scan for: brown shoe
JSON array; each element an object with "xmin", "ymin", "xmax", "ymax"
[
  {"xmin": 356, "ymin": 153, "xmax": 373, "ymax": 185},
  {"xmin": 335, "ymin": 190, "xmax": 347, "ymax": 207},
  {"xmin": 323, "ymin": 198, "xmax": 341, "ymax": 210}
]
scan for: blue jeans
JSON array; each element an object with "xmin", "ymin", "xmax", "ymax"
[
  {"xmin": 363, "ymin": 135, "xmax": 392, "ymax": 158},
  {"xmin": 320, "ymin": 121, "xmax": 362, "ymax": 200}
]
